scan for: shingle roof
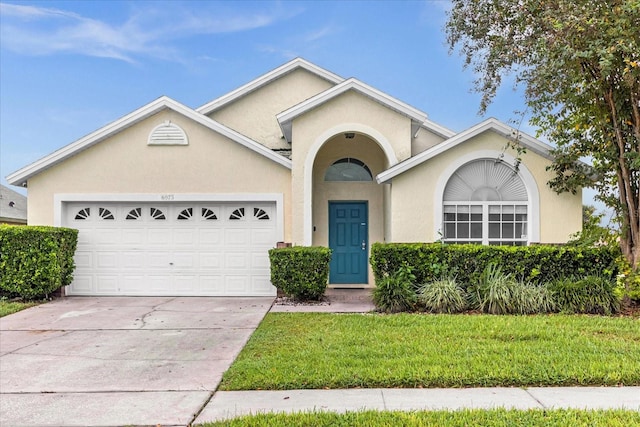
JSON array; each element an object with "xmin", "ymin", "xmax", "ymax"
[{"xmin": 0, "ymin": 184, "xmax": 27, "ymax": 224}]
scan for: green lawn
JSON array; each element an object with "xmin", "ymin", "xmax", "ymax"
[
  {"xmin": 220, "ymin": 313, "xmax": 640, "ymax": 390},
  {"xmin": 199, "ymin": 409, "xmax": 640, "ymax": 427},
  {"xmin": 0, "ymin": 300, "xmax": 40, "ymax": 317}
]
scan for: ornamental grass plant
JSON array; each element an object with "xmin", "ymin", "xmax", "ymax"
[{"xmin": 417, "ymin": 277, "xmax": 467, "ymax": 313}]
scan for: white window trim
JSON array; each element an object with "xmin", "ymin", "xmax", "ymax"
[
  {"xmin": 433, "ymin": 150, "xmax": 540, "ymax": 244},
  {"xmin": 442, "ymin": 202, "xmax": 529, "ymax": 245},
  {"xmin": 54, "ymin": 193, "xmax": 285, "ymax": 243}
]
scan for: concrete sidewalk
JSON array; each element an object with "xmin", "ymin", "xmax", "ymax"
[{"xmin": 195, "ymin": 387, "xmax": 640, "ymax": 423}]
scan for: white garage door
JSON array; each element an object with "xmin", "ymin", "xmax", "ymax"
[{"xmin": 64, "ymin": 202, "xmax": 277, "ymax": 296}]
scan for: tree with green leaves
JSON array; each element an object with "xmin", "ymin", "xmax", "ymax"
[{"xmin": 446, "ymin": 0, "xmax": 639, "ymax": 270}]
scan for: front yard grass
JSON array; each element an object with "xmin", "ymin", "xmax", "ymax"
[
  {"xmin": 200, "ymin": 408, "xmax": 640, "ymax": 427},
  {"xmin": 0, "ymin": 300, "xmax": 40, "ymax": 317},
  {"xmin": 220, "ymin": 313, "xmax": 640, "ymax": 390}
]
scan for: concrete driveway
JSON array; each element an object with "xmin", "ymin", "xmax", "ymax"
[{"xmin": 0, "ymin": 296, "xmax": 273, "ymax": 427}]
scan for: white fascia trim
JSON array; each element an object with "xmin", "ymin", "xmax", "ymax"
[
  {"xmin": 197, "ymin": 58, "xmax": 344, "ymax": 115},
  {"xmin": 376, "ymin": 118, "xmax": 553, "ymax": 184},
  {"xmin": 53, "ymin": 192, "xmax": 285, "ymax": 242},
  {"xmin": 420, "ymin": 118, "xmax": 457, "ymax": 139},
  {"xmin": 432, "ymin": 150, "xmax": 540, "ymax": 244},
  {"xmin": 7, "ymin": 97, "xmax": 291, "ymax": 186},
  {"xmin": 277, "ymin": 78, "xmax": 429, "ymax": 143}
]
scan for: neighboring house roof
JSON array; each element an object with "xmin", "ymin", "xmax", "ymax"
[
  {"xmin": 376, "ymin": 118, "xmax": 554, "ymax": 184},
  {"xmin": 0, "ymin": 184, "xmax": 27, "ymax": 224},
  {"xmin": 197, "ymin": 58, "xmax": 344, "ymax": 115},
  {"xmin": 277, "ymin": 78, "xmax": 432, "ymax": 143},
  {"xmin": 6, "ymin": 96, "xmax": 292, "ymax": 187}
]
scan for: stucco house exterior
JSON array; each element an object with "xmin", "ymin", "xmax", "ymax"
[{"xmin": 6, "ymin": 58, "xmax": 582, "ymax": 296}]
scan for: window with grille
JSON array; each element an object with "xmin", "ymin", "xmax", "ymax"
[{"xmin": 442, "ymin": 159, "xmax": 528, "ymax": 246}]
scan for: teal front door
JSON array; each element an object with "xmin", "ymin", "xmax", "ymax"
[{"xmin": 328, "ymin": 202, "xmax": 368, "ymax": 284}]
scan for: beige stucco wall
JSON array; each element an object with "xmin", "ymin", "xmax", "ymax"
[
  {"xmin": 27, "ymin": 109, "xmax": 293, "ymax": 240},
  {"xmin": 390, "ymin": 131, "xmax": 582, "ymax": 244},
  {"xmin": 412, "ymin": 127, "xmax": 447, "ymax": 156},
  {"xmin": 208, "ymin": 68, "xmax": 336, "ymax": 150},
  {"xmin": 289, "ymin": 90, "xmax": 414, "ymax": 245}
]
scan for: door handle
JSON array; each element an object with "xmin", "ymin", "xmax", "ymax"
[{"xmin": 361, "ymin": 240, "xmax": 366, "ymax": 251}]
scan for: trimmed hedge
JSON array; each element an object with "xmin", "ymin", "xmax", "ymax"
[
  {"xmin": 269, "ymin": 246, "xmax": 332, "ymax": 300},
  {"xmin": 370, "ymin": 243, "xmax": 619, "ymax": 289},
  {"xmin": 0, "ymin": 225, "xmax": 78, "ymax": 299}
]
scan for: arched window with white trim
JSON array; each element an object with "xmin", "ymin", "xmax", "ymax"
[{"xmin": 442, "ymin": 159, "xmax": 529, "ymax": 246}]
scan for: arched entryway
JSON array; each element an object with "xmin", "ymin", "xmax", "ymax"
[{"xmin": 311, "ymin": 132, "xmax": 389, "ymax": 284}]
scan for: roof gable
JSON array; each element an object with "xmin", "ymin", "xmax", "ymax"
[
  {"xmin": 0, "ymin": 184, "xmax": 27, "ymax": 222},
  {"xmin": 276, "ymin": 78, "xmax": 431, "ymax": 143},
  {"xmin": 197, "ymin": 58, "xmax": 344, "ymax": 116},
  {"xmin": 7, "ymin": 96, "xmax": 292, "ymax": 187},
  {"xmin": 376, "ymin": 118, "xmax": 553, "ymax": 183}
]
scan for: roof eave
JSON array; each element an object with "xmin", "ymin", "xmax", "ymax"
[
  {"xmin": 7, "ymin": 97, "xmax": 292, "ymax": 187},
  {"xmin": 277, "ymin": 78, "xmax": 429, "ymax": 143},
  {"xmin": 376, "ymin": 118, "xmax": 553, "ymax": 184}
]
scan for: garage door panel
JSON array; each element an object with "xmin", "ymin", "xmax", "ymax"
[
  {"xmin": 65, "ymin": 201, "xmax": 277, "ymax": 296},
  {"xmin": 95, "ymin": 229, "xmax": 121, "ymax": 245},
  {"xmin": 225, "ymin": 228, "xmax": 250, "ymax": 246},
  {"xmin": 121, "ymin": 252, "xmax": 146, "ymax": 269},
  {"xmin": 225, "ymin": 252, "xmax": 249, "ymax": 269},
  {"xmin": 225, "ymin": 275, "xmax": 250, "ymax": 293},
  {"xmin": 199, "ymin": 275, "xmax": 224, "ymax": 293},
  {"xmin": 120, "ymin": 275, "xmax": 146, "ymax": 293},
  {"xmin": 71, "ymin": 275, "xmax": 93, "ymax": 293},
  {"xmin": 95, "ymin": 251, "xmax": 119, "ymax": 269},
  {"xmin": 148, "ymin": 252, "xmax": 172, "ymax": 269},
  {"xmin": 251, "ymin": 228, "xmax": 276, "ymax": 246},
  {"xmin": 173, "ymin": 229, "xmax": 196, "ymax": 245},
  {"xmin": 74, "ymin": 252, "xmax": 93, "ymax": 270},
  {"xmin": 121, "ymin": 229, "xmax": 146, "ymax": 245},
  {"xmin": 199, "ymin": 229, "xmax": 223, "ymax": 245},
  {"xmin": 174, "ymin": 275, "xmax": 197, "ymax": 292},
  {"xmin": 147, "ymin": 275, "xmax": 172, "ymax": 292},
  {"xmin": 200, "ymin": 252, "xmax": 223, "ymax": 269},
  {"xmin": 96, "ymin": 276, "xmax": 118, "ymax": 293},
  {"xmin": 173, "ymin": 252, "xmax": 197, "ymax": 268},
  {"xmin": 251, "ymin": 252, "xmax": 270, "ymax": 268},
  {"xmin": 252, "ymin": 275, "xmax": 273, "ymax": 293},
  {"xmin": 147, "ymin": 228, "xmax": 171, "ymax": 245}
]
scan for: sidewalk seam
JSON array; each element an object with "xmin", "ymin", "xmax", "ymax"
[{"xmin": 523, "ymin": 387, "xmax": 547, "ymax": 409}]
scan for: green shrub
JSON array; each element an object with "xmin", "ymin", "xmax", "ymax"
[
  {"xmin": 516, "ymin": 282, "xmax": 556, "ymax": 314},
  {"xmin": 469, "ymin": 264, "xmax": 516, "ymax": 315},
  {"xmin": 469, "ymin": 264, "xmax": 555, "ymax": 315},
  {"xmin": 373, "ymin": 265, "xmax": 417, "ymax": 313},
  {"xmin": 418, "ymin": 277, "xmax": 467, "ymax": 313},
  {"xmin": 0, "ymin": 225, "xmax": 78, "ymax": 300},
  {"xmin": 370, "ymin": 243, "xmax": 619, "ymax": 289},
  {"xmin": 546, "ymin": 275, "xmax": 621, "ymax": 315},
  {"xmin": 268, "ymin": 246, "xmax": 331, "ymax": 300}
]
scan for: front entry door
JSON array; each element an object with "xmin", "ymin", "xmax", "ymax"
[{"xmin": 328, "ymin": 202, "xmax": 368, "ymax": 284}]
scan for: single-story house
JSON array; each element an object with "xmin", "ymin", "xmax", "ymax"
[
  {"xmin": 0, "ymin": 184, "xmax": 27, "ymax": 225},
  {"xmin": 6, "ymin": 58, "xmax": 581, "ymax": 296}
]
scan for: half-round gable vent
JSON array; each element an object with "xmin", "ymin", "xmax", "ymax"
[
  {"xmin": 444, "ymin": 159, "xmax": 527, "ymax": 202},
  {"xmin": 148, "ymin": 121, "xmax": 188, "ymax": 146}
]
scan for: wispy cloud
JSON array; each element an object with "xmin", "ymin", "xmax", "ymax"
[{"xmin": 0, "ymin": 2, "xmax": 297, "ymax": 63}]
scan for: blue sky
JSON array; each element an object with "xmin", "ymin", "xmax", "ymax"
[{"xmin": 1, "ymin": 0, "xmax": 598, "ymax": 211}]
